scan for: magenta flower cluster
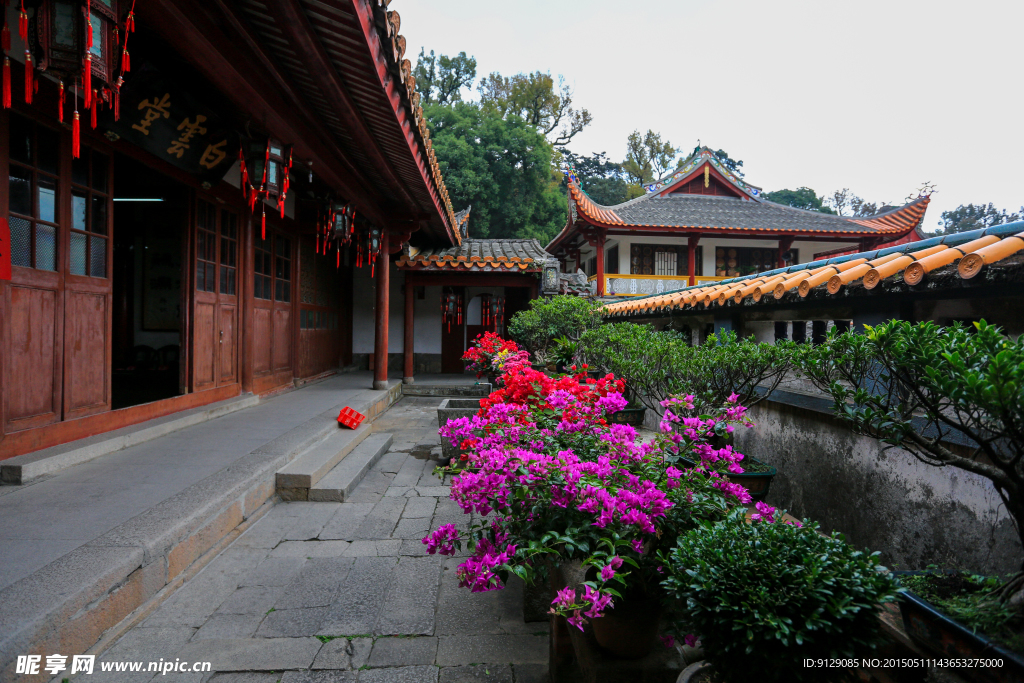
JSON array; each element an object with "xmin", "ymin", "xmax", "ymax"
[{"xmin": 425, "ymin": 355, "xmax": 759, "ymax": 632}]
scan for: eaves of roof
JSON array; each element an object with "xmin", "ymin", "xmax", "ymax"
[{"xmin": 602, "ymin": 222, "xmax": 1024, "ymax": 317}]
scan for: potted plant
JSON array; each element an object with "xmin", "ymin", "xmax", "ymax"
[
  {"xmin": 428, "ymin": 360, "xmax": 757, "ymax": 659},
  {"xmin": 660, "ymin": 506, "xmax": 900, "ymax": 683},
  {"xmin": 461, "ymin": 331, "xmax": 530, "ymax": 385},
  {"xmin": 798, "ymin": 320, "xmax": 1024, "ymax": 659},
  {"xmin": 894, "ymin": 571, "xmax": 1024, "ymax": 680}
]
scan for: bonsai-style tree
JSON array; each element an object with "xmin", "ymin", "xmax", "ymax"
[
  {"xmin": 579, "ymin": 323, "xmax": 796, "ymax": 414},
  {"xmin": 506, "ymin": 295, "xmax": 603, "ymax": 361},
  {"xmin": 798, "ymin": 320, "xmax": 1024, "ymax": 606}
]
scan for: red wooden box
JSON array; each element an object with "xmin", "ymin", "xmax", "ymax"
[{"xmin": 337, "ymin": 406, "xmax": 366, "ymax": 429}]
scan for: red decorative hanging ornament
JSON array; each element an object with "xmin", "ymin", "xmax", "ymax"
[
  {"xmin": 121, "ymin": 46, "xmax": 129, "ymax": 72},
  {"xmin": 2, "ymin": 57, "xmax": 9, "ymax": 109},
  {"xmin": 58, "ymin": 79, "xmax": 64, "ymax": 122},
  {"xmin": 23, "ymin": 49, "xmax": 31, "ymax": 103},
  {"xmin": 261, "ymin": 204, "xmax": 266, "ymax": 240},
  {"xmin": 72, "ymin": 83, "xmax": 80, "ymax": 158},
  {"xmin": 90, "ymin": 90, "xmax": 97, "ymax": 128},
  {"xmin": 83, "ymin": 53, "xmax": 92, "ymax": 108},
  {"xmin": 85, "ymin": 0, "xmax": 92, "ymax": 47},
  {"xmin": 17, "ymin": 0, "xmax": 27, "ymax": 42}
]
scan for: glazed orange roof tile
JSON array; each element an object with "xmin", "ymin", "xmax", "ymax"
[
  {"xmin": 396, "ymin": 238, "xmax": 554, "ymax": 272},
  {"xmin": 602, "ymin": 222, "xmax": 1024, "ymax": 317}
]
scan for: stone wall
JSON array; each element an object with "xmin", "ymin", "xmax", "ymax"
[{"xmin": 734, "ymin": 397, "xmax": 1023, "ymax": 575}]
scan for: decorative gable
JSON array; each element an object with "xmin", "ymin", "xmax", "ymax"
[{"xmin": 666, "ymin": 163, "xmax": 746, "ymax": 199}]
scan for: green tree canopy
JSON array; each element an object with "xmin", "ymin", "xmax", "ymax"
[
  {"xmin": 424, "ymin": 101, "xmax": 565, "ymax": 243},
  {"xmin": 413, "ymin": 49, "xmax": 477, "ymax": 105},
  {"xmin": 935, "ymin": 203, "xmax": 1023, "ymax": 235},
  {"xmin": 623, "ymin": 129, "xmax": 678, "ymax": 186},
  {"xmin": 762, "ymin": 187, "xmax": 836, "ymax": 214},
  {"xmin": 477, "ymin": 71, "xmax": 592, "ymax": 148},
  {"xmin": 562, "ymin": 151, "xmax": 630, "ymax": 206}
]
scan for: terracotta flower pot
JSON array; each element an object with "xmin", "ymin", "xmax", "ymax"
[{"xmin": 590, "ymin": 595, "xmax": 662, "ymax": 659}]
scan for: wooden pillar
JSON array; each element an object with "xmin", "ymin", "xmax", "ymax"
[
  {"xmin": 595, "ymin": 232, "xmax": 606, "ymax": 296},
  {"xmin": 373, "ymin": 230, "xmax": 389, "ymax": 390},
  {"xmin": 687, "ymin": 235, "xmax": 700, "ymax": 286},
  {"xmin": 403, "ymin": 275, "xmax": 415, "ymax": 384}
]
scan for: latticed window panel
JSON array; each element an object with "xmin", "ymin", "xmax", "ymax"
[{"xmin": 7, "ymin": 114, "xmax": 61, "ymax": 272}]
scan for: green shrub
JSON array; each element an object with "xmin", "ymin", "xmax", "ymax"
[
  {"xmin": 661, "ymin": 510, "xmax": 898, "ymax": 683},
  {"xmin": 795, "ymin": 320, "xmax": 1024, "ymax": 594},
  {"xmin": 506, "ymin": 295, "xmax": 603, "ymax": 359},
  {"xmin": 578, "ymin": 323, "xmax": 796, "ymax": 413}
]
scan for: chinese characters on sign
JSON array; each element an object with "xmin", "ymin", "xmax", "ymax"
[
  {"xmin": 102, "ymin": 66, "xmax": 239, "ymax": 184},
  {"xmin": 16, "ymin": 654, "xmax": 94, "ymax": 675}
]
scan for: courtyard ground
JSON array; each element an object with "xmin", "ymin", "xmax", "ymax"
[{"xmin": 71, "ymin": 397, "xmax": 548, "ymax": 683}]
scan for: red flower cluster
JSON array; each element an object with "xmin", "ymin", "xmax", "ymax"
[
  {"xmin": 461, "ymin": 331, "xmax": 527, "ymax": 378},
  {"xmin": 481, "ymin": 363, "xmax": 625, "ymax": 417}
]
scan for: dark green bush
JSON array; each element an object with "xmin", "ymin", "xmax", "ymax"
[
  {"xmin": 506, "ymin": 295, "xmax": 603, "ymax": 359},
  {"xmin": 578, "ymin": 323, "xmax": 796, "ymax": 413},
  {"xmin": 661, "ymin": 510, "xmax": 898, "ymax": 683},
  {"xmin": 795, "ymin": 320, "xmax": 1024, "ymax": 587}
]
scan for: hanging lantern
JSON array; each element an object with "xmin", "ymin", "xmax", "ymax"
[
  {"xmin": 491, "ymin": 295, "xmax": 506, "ymax": 330},
  {"xmin": 332, "ymin": 201, "xmax": 355, "ymax": 242},
  {"xmin": 479, "ymin": 293, "xmax": 492, "ymax": 327},
  {"xmin": 441, "ymin": 288, "xmax": 463, "ymax": 333}
]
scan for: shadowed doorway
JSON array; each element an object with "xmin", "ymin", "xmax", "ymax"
[{"xmin": 111, "ymin": 155, "xmax": 188, "ymax": 409}]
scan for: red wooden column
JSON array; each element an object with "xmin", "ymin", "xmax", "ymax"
[
  {"xmin": 403, "ymin": 275, "xmax": 415, "ymax": 384},
  {"xmin": 687, "ymin": 235, "xmax": 700, "ymax": 286},
  {"xmin": 594, "ymin": 232, "xmax": 607, "ymax": 296},
  {"xmin": 373, "ymin": 229, "xmax": 390, "ymax": 390}
]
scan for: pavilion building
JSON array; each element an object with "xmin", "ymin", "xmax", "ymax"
[{"xmin": 546, "ymin": 147, "xmax": 931, "ymax": 297}]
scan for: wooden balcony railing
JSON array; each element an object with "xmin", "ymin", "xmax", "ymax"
[{"xmin": 586, "ymin": 274, "xmax": 729, "ymax": 296}]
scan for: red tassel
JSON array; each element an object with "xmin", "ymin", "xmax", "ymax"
[
  {"xmin": 2, "ymin": 58, "xmax": 9, "ymax": 109},
  {"xmin": 127, "ymin": 0, "xmax": 135, "ymax": 32},
  {"xmin": 261, "ymin": 205, "xmax": 266, "ymax": 240},
  {"xmin": 23, "ymin": 50, "xmax": 31, "ymax": 104},
  {"xmin": 18, "ymin": 1, "xmax": 26, "ymax": 42},
  {"xmin": 316, "ymin": 233, "xmax": 320, "ymax": 255},
  {"xmin": 58, "ymin": 80, "xmax": 64, "ymax": 122},
  {"xmin": 113, "ymin": 89, "xmax": 119, "ymax": 120},
  {"xmin": 72, "ymin": 111, "xmax": 80, "ymax": 158},
  {"xmin": 2, "ymin": 19, "xmax": 10, "ymax": 52},
  {"xmin": 90, "ymin": 94, "xmax": 97, "ymax": 129},
  {"xmin": 122, "ymin": 48, "xmax": 130, "ymax": 73},
  {"xmin": 83, "ymin": 56, "xmax": 92, "ymax": 108},
  {"xmin": 85, "ymin": 10, "xmax": 92, "ymax": 48}
]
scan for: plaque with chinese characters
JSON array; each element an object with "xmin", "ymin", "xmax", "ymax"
[{"xmin": 99, "ymin": 65, "xmax": 239, "ymax": 183}]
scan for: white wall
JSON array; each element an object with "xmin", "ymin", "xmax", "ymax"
[
  {"xmin": 351, "ymin": 263, "xmax": 445, "ymax": 355},
  {"xmin": 575, "ymin": 235, "xmax": 861, "ymax": 277}
]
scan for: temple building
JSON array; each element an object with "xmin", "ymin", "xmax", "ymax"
[
  {"xmin": 546, "ymin": 147, "xmax": 931, "ymax": 297},
  {"xmin": 0, "ymin": 0, "xmax": 561, "ymax": 461}
]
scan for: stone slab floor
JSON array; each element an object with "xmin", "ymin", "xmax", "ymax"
[{"xmin": 72, "ymin": 398, "xmax": 548, "ymax": 683}]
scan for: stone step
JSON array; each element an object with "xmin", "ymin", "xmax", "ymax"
[
  {"xmin": 402, "ymin": 383, "xmax": 491, "ymax": 398},
  {"xmin": 1, "ymin": 393, "xmax": 261, "ymax": 485},
  {"xmin": 308, "ymin": 433, "xmax": 394, "ymax": 502},
  {"xmin": 276, "ymin": 424, "xmax": 373, "ymax": 500}
]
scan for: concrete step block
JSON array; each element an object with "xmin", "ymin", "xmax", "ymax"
[
  {"xmin": 308, "ymin": 433, "xmax": 394, "ymax": 502},
  {"xmin": 1, "ymin": 394, "xmax": 261, "ymax": 485},
  {"xmin": 402, "ymin": 383, "xmax": 491, "ymax": 398},
  {"xmin": 275, "ymin": 425, "xmax": 372, "ymax": 500}
]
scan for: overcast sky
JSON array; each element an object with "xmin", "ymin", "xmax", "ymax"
[{"xmin": 398, "ymin": 0, "xmax": 1022, "ymax": 230}]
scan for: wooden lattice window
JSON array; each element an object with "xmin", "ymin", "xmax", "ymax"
[{"xmin": 8, "ymin": 114, "xmax": 60, "ymax": 271}]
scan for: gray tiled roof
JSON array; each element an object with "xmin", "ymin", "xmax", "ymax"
[
  {"xmin": 397, "ymin": 239, "xmax": 554, "ymax": 271},
  {"xmin": 615, "ymin": 195, "xmax": 879, "ymax": 234}
]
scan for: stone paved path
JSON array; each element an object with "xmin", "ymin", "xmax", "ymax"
[{"xmin": 73, "ymin": 398, "xmax": 549, "ymax": 683}]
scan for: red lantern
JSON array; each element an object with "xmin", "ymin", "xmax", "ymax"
[
  {"xmin": 442, "ymin": 289, "xmax": 462, "ymax": 332},
  {"xmin": 480, "ymin": 293, "xmax": 492, "ymax": 327}
]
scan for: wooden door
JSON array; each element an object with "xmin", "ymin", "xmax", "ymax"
[
  {"xmin": 63, "ymin": 148, "xmax": 114, "ymax": 420},
  {"xmin": 440, "ymin": 287, "xmax": 466, "ymax": 374},
  {"xmin": 4, "ymin": 114, "xmax": 65, "ymax": 432},
  {"xmin": 251, "ymin": 229, "xmax": 293, "ymax": 393},
  {"xmin": 192, "ymin": 199, "xmax": 239, "ymax": 392}
]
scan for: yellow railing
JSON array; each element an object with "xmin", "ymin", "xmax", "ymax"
[{"xmin": 586, "ymin": 274, "xmax": 729, "ymax": 296}]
